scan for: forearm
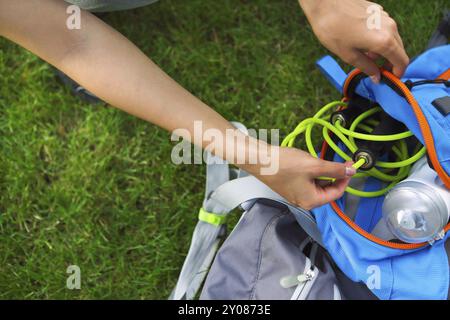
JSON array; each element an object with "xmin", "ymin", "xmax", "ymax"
[
  {"xmin": 0, "ymin": 0, "xmax": 356, "ymax": 209},
  {"xmin": 298, "ymin": 0, "xmax": 330, "ymax": 37},
  {"xmin": 0, "ymin": 0, "xmax": 227, "ymax": 138},
  {"xmin": 0, "ymin": 0, "xmax": 269, "ymax": 169},
  {"xmin": 298, "ymin": 0, "xmax": 323, "ymax": 17},
  {"xmin": 54, "ymin": 12, "xmax": 228, "ymax": 140}
]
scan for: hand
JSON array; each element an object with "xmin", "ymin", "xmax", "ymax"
[
  {"xmin": 252, "ymin": 147, "xmax": 356, "ymax": 210},
  {"xmin": 299, "ymin": 0, "xmax": 409, "ymax": 82}
]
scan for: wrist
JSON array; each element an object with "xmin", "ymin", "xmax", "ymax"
[
  {"xmin": 199, "ymin": 124, "xmax": 280, "ymax": 177},
  {"xmin": 298, "ymin": 0, "xmax": 325, "ymax": 16},
  {"xmin": 235, "ymin": 138, "xmax": 280, "ymax": 177},
  {"xmin": 218, "ymin": 130, "xmax": 279, "ymax": 177},
  {"xmin": 299, "ymin": 0, "xmax": 334, "ymax": 26}
]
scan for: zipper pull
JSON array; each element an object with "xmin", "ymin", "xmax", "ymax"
[
  {"xmin": 297, "ymin": 270, "xmax": 314, "ymax": 282},
  {"xmin": 428, "ymin": 230, "xmax": 446, "ymax": 245},
  {"xmin": 405, "ymin": 79, "xmax": 450, "ymax": 90},
  {"xmin": 280, "ymin": 270, "xmax": 314, "ymax": 289}
]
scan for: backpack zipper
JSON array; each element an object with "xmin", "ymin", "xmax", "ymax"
[
  {"xmin": 280, "ymin": 243, "xmax": 320, "ymax": 300},
  {"xmin": 337, "ymin": 68, "xmax": 450, "ymax": 250},
  {"xmin": 279, "ymin": 238, "xmax": 313, "ymax": 289},
  {"xmin": 290, "ymin": 260, "xmax": 319, "ymax": 300}
]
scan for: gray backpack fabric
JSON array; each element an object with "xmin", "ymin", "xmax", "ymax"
[
  {"xmin": 200, "ymin": 199, "xmax": 376, "ymax": 300},
  {"xmin": 170, "ymin": 122, "xmax": 376, "ymax": 300}
]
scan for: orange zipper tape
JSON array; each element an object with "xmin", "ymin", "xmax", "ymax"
[
  {"xmin": 438, "ymin": 68, "xmax": 450, "ymax": 80},
  {"xmin": 336, "ymin": 68, "xmax": 450, "ymax": 249}
]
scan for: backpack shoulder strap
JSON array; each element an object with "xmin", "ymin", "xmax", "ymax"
[
  {"xmin": 171, "ymin": 122, "xmax": 324, "ymax": 300},
  {"xmin": 170, "ymin": 122, "xmax": 251, "ymax": 300},
  {"xmin": 170, "ymin": 150, "xmax": 231, "ymax": 300},
  {"xmin": 206, "ymin": 175, "xmax": 324, "ymax": 247}
]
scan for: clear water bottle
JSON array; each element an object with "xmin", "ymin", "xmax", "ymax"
[{"xmin": 382, "ymin": 157, "xmax": 450, "ymax": 243}]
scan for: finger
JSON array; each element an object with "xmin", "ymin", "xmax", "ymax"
[
  {"xmin": 378, "ymin": 41, "xmax": 409, "ymax": 78},
  {"xmin": 389, "ymin": 20, "xmax": 407, "ymax": 65},
  {"xmin": 366, "ymin": 51, "xmax": 393, "ymax": 71},
  {"xmin": 382, "ymin": 60, "xmax": 394, "ymax": 72},
  {"xmin": 316, "ymin": 179, "xmax": 332, "ymax": 188},
  {"xmin": 373, "ymin": 22, "xmax": 409, "ymax": 77},
  {"xmin": 392, "ymin": 29, "xmax": 405, "ymax": 51},
  {"xmin": 313, "ymin": 177, "xmax": 351, "ymax": 207},
  {"xmin": 366, "ymin": 52, "xmax": 381, "ymax": 60},
  {"xmin": 386, "ymin": 17, "xmax": 406, "ymax": 52},
  {"xmin": 312, "ymin": 160, "xmax": 356, "ymax": 180},
  {"xmin": 344, "ymin": 49, "xmax": 381, "ymax": 83}
]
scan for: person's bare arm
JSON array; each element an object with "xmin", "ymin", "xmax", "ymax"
[
  {"xmin": 299, "ymin": 0, "xmax": 409, "ymax": 82},
  {"xmin": 0, "ymin": 0, "xmax": 355, "ymax": 210},
  {"xmin": 0, "ymin": 0, "xmax": 229, "ymax": 139}
]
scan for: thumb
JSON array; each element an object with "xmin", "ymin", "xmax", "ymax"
[
  {"xmin": 314, "ymin": 160, "xmax": 356, "ymax": 180},
  {"xmin": 344, "ymin": 50, "xmax": 381, "ymax": 83},
  {"xmin": 314, "ymin": 177, "xmax": 351, "ymax": 207}
]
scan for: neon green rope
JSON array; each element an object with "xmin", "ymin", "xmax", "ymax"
[
  {"xmin": 198, "ymin": 208, "xmax": 227, "ymax": 226},
  {"xmin": 281, "ymin": 101, "xmax": 424, "ymax": 197},
  {"xmin": 335, "ymin": 108, "xmax": 414, "ymax": 142}
]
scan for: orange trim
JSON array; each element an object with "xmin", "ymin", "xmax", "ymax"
[
  {"xmin": 342, "ymin": 69, "xmax": 362, "ymax": 97},
  {"xmin": 320, "ymin": 140, "xmax": 329, "ymax": 159},
  {"xmin": 331, "ymin": 68, "xmax": 450, "ymax": 250},
  {"xmin": 342, "ymin": 68, "xmax": 450, "ymax": 189},
  {"xmin": 331, "ymin": 201, "xmax": 450, "ymax": 249},
  {"xmin": 330, "ymin": 202, "xmax": 427, "ymax": 249},
  {"xmin": 437, "ymin": 68, "xmax": 450, "ymax": 80},
  {"xmin": 381, "ymin": 69, "xmax": 450, "ymax": 189}
]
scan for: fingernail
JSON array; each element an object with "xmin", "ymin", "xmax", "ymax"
[
  {"xmin": 370, "ymin": 75, "xmax": 380, "ymax": 84},
  {"xmin": 345, "ymin": 166, "xmax": 356, "ymax": 177}
]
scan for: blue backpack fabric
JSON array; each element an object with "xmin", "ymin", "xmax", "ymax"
[{"xmin": 313, "ymin": 44, "xmax": 450, "ymax": 300}]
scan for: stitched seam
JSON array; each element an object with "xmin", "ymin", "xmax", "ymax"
[
  {"xmin": 387, "ymin": 258, "xmax": 394, "ymax": 300},
  {"xmin": 445, "ymin": 239, "xmax": 450, "ymax": 300},
  {"xmin": 249, "ymin": 207, "xmax": 289, "ymax": 300}
]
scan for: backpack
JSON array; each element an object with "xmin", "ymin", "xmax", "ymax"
[{"xmin": 170, "ymin": 11, "xmax": 450, "ymax": 300}]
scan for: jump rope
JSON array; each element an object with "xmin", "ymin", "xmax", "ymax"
[{"xmin": 281, "ymin": 100, "xmax": 426, "ymax": 198}]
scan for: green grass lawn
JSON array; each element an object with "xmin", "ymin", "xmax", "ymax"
[{"xmin": 0, "ymin": 0, "xmax": 447, "ymax": 299}]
